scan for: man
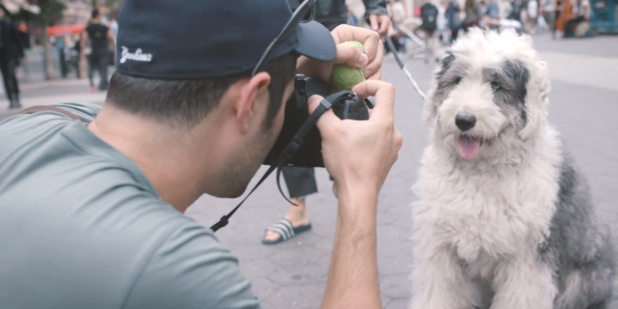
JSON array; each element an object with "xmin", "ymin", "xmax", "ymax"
[
  {"xmin": 0, "ymin": 0, "xmax": 401, "ymax": 308},
  {"xmin": 81, "ymin": 8, "xmax": 114, "ymax": 92},
  {"xmin": 420, "ymin": 0, "xmax": 440, "ymax": 64},
  {"xmin": 264, "ymin": 0, "xmax": 392, "ymax": 245},
  {"xmin": 0, "ymin": 8, "xmax": 24, "ymax": 109}
]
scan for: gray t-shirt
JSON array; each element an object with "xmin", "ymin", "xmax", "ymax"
[{"xmin": 0, "ymin": 103, "xmax": 261, "ymax": 309}]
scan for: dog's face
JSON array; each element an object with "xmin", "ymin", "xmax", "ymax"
[{"xmin": 424, "ymin": 29, "xmax": 550, "ymax": 160}]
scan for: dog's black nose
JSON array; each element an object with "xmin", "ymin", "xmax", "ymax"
[{"xmin": 455, "ymin": 114, "xmax": 476, "ymax": 131}]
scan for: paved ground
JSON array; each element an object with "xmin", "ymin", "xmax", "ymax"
[{"xmin": 1, "ymin": 35, "xmax": 617, "ymax": 308}]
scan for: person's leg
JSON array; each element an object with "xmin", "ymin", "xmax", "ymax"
[
  {"xmin": 8, "ymin": 58, "xmax": 21, "ymax": 108},
  {"xmin": 87, "ymin": 55, "xmax": 96, "ymax": 91},
  {"xmin": 0, "ymin": 60, "xmax": 15, "ymax": 107},
  {"xmin": 553, "ymin": 11, "xmax": 561, "ymax": 39},
  {"xmin": 59, "ymin": 49, "xmax": 67, "ymax": 78},
  {"xmin": 451, "ymin": 28, "xmax": 459, "ymax": 43},
  {"xmin": 98, "ymin": 53, "xmax": 109, "ymax": 91},
  {"xmin": 263, "ymin": 167, "xmax": 317, "ymax": 243},
  {"xmin": 431, "ymin": 31, "xmax": 440, "ymax": 63}
]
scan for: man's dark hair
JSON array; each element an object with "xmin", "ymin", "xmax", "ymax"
[
  {"xmin": 91, "ymin": 9, "xmax": 100, "ymax": 19},
  {"xmin": 106, "ymin": 53, "xmax": 296, "ymax": 129}
]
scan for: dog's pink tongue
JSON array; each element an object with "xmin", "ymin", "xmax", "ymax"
[{"xmin": 457, "ymin": 136, "xmax": 481, "ymax": 159}]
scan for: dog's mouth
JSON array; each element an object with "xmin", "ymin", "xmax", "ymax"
[{"xmin": 456, "ymin": 135, "xmax": 483, "ymax": 159}]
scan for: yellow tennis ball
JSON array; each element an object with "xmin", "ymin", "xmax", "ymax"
[{"xmin": 330, "ymin": 41, "xmax": 366, "ymax": 91}]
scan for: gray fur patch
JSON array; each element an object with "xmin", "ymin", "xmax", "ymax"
[
  {"xmin": 436, "ymin": 52, "xmax": 456, "ymax": 80},
  {"xmin": 483, "ymin": 60, "xmax": 529, "ymax": 124},
  {"xmin": 538, "ymin": 151, "xmax": 616, "ymax": 309},
  {"xmin": 433, "ymin": 53, "xmax": 467, "ymax": 111}
]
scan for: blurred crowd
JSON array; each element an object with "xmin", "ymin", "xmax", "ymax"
[{"xmin": 375, "ymin": 0, "xmax": 594, "ymax": 60}]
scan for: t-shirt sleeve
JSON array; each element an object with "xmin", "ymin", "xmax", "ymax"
[{"xmin": 122, "ymin": 222, "xmax": 263, "ymax": 309}]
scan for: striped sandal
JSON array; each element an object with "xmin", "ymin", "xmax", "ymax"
[{"xmin": 261, "ymin": 218, "xmax": 312, "ymax": 245}]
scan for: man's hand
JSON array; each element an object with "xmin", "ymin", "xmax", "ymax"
[
  {"xmin": 296, "ymin": 24, "xmax": 384, "ymax": 83},
  {"xmin": 369, "ymin": 14, "xmax": 393, "ymax": 36},
  {"xmin": 308, "ymin": 80, "xmax": 402, "ymax": 202}
]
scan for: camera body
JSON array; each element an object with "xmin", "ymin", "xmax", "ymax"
[{"xmin": 263, "ymin": 75, "xmax": 369, "ymax": 168}]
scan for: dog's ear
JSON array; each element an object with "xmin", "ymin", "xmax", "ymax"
[
  {"xmin": 423, "ymin": 53, "xmax": 456, "ymax": 126},
  {"xmin": 519, "ymin": 60, "xmax": 551, "ymax": 139}
]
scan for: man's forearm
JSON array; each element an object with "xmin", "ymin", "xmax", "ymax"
[{"xmin": 321, "ymin": 190, "xmax": 381, "ymax": 309}]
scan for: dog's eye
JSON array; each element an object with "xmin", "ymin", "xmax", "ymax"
[
  {"xmin": 455, "ymin": 77, "xmax": 462, "ymax": 85},
  {"xmin": 490, "ymin": 82, "xmax": 501, "ymax": 91}
]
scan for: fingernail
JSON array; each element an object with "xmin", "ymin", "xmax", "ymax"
[{"xmin": 359, "ymin": 53, "xmax": 368, "ymax": 67}]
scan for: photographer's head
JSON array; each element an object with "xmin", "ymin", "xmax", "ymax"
[
  {"xmin": 90, "ymin": 0, "xmax": 335, "ymax": 208},
  {"xmin": 105, "ymin": 55, "xmax": 296, "ymax": 198}
]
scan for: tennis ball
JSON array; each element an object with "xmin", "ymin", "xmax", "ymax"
[{"xmin": 330, "ymin": 41, "xmax": 366, "ymax": 91}]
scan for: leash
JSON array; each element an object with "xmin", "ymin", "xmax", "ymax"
[{"xmin": 384, "ymin": 35, "xmax": 426, "ymax": 101}]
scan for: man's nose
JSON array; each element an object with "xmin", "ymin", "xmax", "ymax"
[{"xmin": 455, "ymin": 113, "xmax": 476, "ymax": 131}]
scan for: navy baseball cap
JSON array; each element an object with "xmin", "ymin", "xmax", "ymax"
[{"xmin": 115, "ymin": 0, "xmax": 337, "ymax": 79}]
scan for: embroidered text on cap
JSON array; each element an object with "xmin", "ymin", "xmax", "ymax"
[{"xmin": 120, "ymin": 46, "xmax": 153, "ymax": 64}]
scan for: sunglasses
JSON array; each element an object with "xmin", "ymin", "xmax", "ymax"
[{"xmin": 251, "ymin": 0, "xmax": 316, "ymax": 76}]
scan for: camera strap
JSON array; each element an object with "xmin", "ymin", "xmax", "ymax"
[{"xmin": 210, "ymin": 91, "xmax": 350, "ymax": 232}]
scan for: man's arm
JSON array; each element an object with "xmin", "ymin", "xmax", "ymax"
[{"xmin": 322, "ymin": 191, "xmax": 380, "ymax": 308}]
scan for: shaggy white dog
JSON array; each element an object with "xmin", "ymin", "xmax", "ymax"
[{"xmin": 410, "ymin": 28, "xmax": 615, "ymax": 309}]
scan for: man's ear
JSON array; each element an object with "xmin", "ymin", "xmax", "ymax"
[{"xmin": 236, "ymin": 72, "xmax": 271, "ymax": 134}]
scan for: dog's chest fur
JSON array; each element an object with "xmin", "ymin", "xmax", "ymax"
[{"xmin": 413, "ymin": 128, "xmax": 563, "ymax": 277}]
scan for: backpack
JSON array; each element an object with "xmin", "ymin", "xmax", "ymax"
[{"xmin": 421, "ymin": 3, "xmax": 439, "ymax": 31}]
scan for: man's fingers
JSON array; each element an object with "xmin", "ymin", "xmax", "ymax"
[
  {"xmin": 307, "ymin": 94, "xmax": 341, "ymax": 133},
  {"xmin": 369, "ymin": 15, "xmax": 379, "ymax": 31},
  {"xmin": 331, "ymin": 25, "xmax": 380, "ymax": 59},
  {"xmin": 364, "ymin": 41, "xmax": 383, "ymax": 80},
  {"xmin": 351, "ymin": 80, "xmax": 395, "ymax": 122},
  {"xmin": 334, "ymin": 44, "xmax": 368, "ymax": 68}
]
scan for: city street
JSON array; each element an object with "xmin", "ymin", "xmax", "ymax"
[{"xmin": 1, "ymin": 35, "xmax": 617, "ymax": 308}]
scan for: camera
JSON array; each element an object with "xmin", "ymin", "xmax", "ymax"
[{"xmin": 263, "ymin": 75, "xmax": 370, "ymax": 168}]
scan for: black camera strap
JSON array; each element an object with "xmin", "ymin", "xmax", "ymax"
[{"xmin": 210, "ymin": 91, "xmax": 349, "ymax": 232}]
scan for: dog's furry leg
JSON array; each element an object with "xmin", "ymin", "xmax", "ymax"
[
  {"xmin": 410, "ymin": 245, "xmax": 481, "ymax": 309},
  {"xmin": 490, "ymin": 253, "xmax": 557, "ymax": 309}
]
